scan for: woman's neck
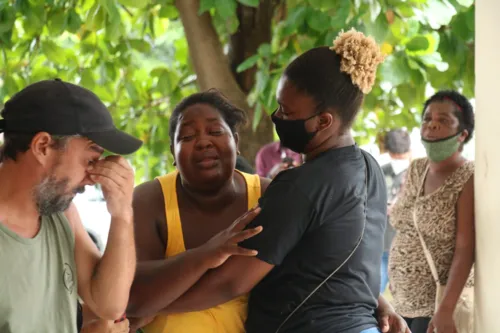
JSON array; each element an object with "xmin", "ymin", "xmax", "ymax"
[
  {"xmin": 179, "ymin": 172, "xmax": 241, "ymax": 213},
  {"xmin": 304, "ymin": 132, "xmax": 355, "ymax": 162},
  {"xmin": 428, "ymin": 152, "xmax": 466, "ymax": 173}
]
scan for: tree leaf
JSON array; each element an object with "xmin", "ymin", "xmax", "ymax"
[
  {"xmin": 199, "ymin": 0, "xmax": 216, "ymax": 14},
  {"xmin": 47, "ymin": 9, "xmax": 68, "ymax": 36},
  {"xmin": 67, "ymin": 9, "xmax": 83, "ymax": 34},
  {"xmin": 105, "ymin": 9, "xmax": 123, "ymax": 42},
  {"xmin": 159, "ymin": 5, "xmax": 178, "ymax": 19},
  {"xmin": 2, "ymin": 76, "xmax": 19, "ymax": 97},
  {"xmin": 330, "ymin": 0, "xmax": 351, "ymax": 30},
  {"xmin": 380, "ymin": 55, "xmax": 411, "ymax": 86},
  {"xmin": 369, "ymin": 0, "xmax": 382, "ymax": 22},
  {"xmin": 117, "ymin": 0, "xmax": 148, "ymax": 8},
  {"xmin": 41, "ymin": 40, "xmax": 67, "ymax": 64},
  {"xmin": 214, "ymin": 0, "xmax": 237, "ymax": 19},
  {"xmin": 0, "ymin": 7, "xmax": 16, "ymax": 34},
  {"xmin": 423, "ymin": 0, "xmax": 457, "ymax": 29},
  {"xmin": 237, "ymin": 54, "xmax": 259, "ymax": 73},
  {"xmin": 419, "ymin": 53, "xmax": 449, "ymax": 72},
  {"xmin": 306, "ymin": 8, "xmax": 331, "ymax": 33},
  {"xmin": 405, "ymin": 36, "xmax": 429, "ymax": 52},
  {"xmin": 257, "ymin": 43, "xmax": 271, "ymax": 57},
  {"xmin": 456, "ymin": 0, "xmax": 474, "ymax": 8},
  {"xmin": 157, "ymin": 70, "xmax": 172, "ymax": 93},
  {"xmin": 364, "ymin": 12, "xmax": 389, "ymax": 43},
  {"xmin": 80, "ymin": 69, "xmax": 96, "ymax": 89},
  {"xmin": 462, "ymin": 52, "xmax": 474, "ymax": 97},
  {"xmin": 405, "ymin": 32, "xmax": 439, "ymax": 56},
  {"xmin": 237, "ymin": 0, "xmax": 259, "ymax": 8},
  {"xmin": 450, "ymin": 10, "xmax": 474, "ymax": 42},
  {"xmin": 283, "ymin": 6, "xmax": 308, "ymax": 36},
  {"xmin": 128, "ymin": 39, "xmax": 152, "ymax": 52},
  {"xmin": 252, "ymin": 102, "xmax": 262, "ymax": 132}
]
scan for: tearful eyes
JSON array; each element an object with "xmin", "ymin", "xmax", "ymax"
[{"xmin": 179, "ymin": 129, "xmax": 225, "ymax": 141}]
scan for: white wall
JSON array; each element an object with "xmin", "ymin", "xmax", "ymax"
[{"xmin": 474, "ymin": 0, "xmax": 500, "ymax": 330}]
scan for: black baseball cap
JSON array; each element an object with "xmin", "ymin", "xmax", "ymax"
[{"xmin": 0, "ymin": 79, "xmax": 143, "ymax": 155}]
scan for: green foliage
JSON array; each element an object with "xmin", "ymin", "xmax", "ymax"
[
  {"xmin": 233, "ymin": 0, "xmax": 475, "ymax": 146},
  {"xmin": 0, "ymin": 0, "xmax": 196, "ymax": 182},
  {"xmin": 0, "ymin": 0, "xmax": 475, "ymax": 182}
]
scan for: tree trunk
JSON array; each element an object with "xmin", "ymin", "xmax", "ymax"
[{"xmin": 175, "ymin": 0, "xmax": 276, "ymax": 165}]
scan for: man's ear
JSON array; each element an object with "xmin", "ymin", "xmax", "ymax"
[{"xmin": 30, "ymin": 132, "xmax": 55, "ymax": 166}]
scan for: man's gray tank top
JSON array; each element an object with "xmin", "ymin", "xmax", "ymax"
[{"xmin": 0, "ymin": 212, "xmax": 78, "ymax": 333}]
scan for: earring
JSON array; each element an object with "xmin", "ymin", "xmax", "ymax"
[
  {"xmin": 173, "ymin": 161, "xmax": 176, "ymax": 166},
  {"xmin": 237, "ymin": 150, "xmax": 241, "ymax": 155}
]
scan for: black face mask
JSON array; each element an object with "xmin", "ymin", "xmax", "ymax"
[{"xmin": 271, "ymin": 111, "xmax": 318, "ymax": 154}]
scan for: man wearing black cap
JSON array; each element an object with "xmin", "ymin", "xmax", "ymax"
[{"xmin": 0, "ymin": 79, "xmax": 143, "ymax": 332}]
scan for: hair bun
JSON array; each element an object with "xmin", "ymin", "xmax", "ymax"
[{"xmin": 330, "ymin": 28, "xmax": 385, "ymax": 94}]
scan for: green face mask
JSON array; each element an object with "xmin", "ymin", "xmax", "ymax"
[{"xmin": 421, "ymin": 133, "xmax": 461, "ymax": 162}]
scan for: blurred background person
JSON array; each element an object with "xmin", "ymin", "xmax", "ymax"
[
  {"xmin": 255, "ymin": 141, "xmax": 302, "ymax": 178},
  {"xmin": 379, "ymin": 128, "xmax": 412, "ymax": 293}
]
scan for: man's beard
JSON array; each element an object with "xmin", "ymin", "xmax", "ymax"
[{"xmin": 33, "ymin": 175, "xmax": 86, "ymax": 216}]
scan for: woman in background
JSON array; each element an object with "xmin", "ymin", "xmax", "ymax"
[{"xmin": 389, "ymin": 90, "xmax": 475, "ymax": 333}]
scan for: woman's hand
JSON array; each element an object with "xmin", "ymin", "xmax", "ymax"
[
  {"xmin": 427, "ymin": 308, "xmax": 456, "ymax": 333},
  {"xmin": 377, "ymin": 295, "xmax": 411, "ymax": 333},
  {"xmin": 378, "ymin": 309, "xmax": 412, "ymax": 333},
  {"xmin": 200, "ymin": 206, "xmax": 262, "ymax": 268}
]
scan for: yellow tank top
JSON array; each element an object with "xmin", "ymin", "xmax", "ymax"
[{"xmin": 143, "ymin": 170, "xmax": 262, "ymax": 333}]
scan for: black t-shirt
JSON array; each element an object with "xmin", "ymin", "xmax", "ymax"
[{"xmin": 241, "ymin": 145, "xmax": 387, "ymax": 333}]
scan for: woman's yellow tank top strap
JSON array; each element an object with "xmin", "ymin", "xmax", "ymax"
[
  {"xmin": 155, "ymin": 170, "xmax": 186, "ymax": 256},
  {"xmin": 237, "ymin": 170, "xmax": 261, "ymax": 210}
]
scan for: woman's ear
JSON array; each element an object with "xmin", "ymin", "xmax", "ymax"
[
  {"xmin": 170, "ymin": 145, "xmax": 176, "ymax": 166},
  {"xmin": 234, "ymin": 132, "xmax": 240, "ymax": 153},
  {"xmin": 318, "ymin": 111, "xmax": 335, "ymax": 132},
  {"xmin": 459, "ymin": 129, "xmax": 469, "ymax": 143}
]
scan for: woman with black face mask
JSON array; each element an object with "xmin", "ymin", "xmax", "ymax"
[
  {"xmin": 157, "ymin": 29, "xmax": 410, "ymax": 333},
  {"xmin": 389, "ymin": 90, "xmax": 475, "ymax": 333}
]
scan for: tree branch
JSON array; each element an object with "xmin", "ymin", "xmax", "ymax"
[{"xmin": 175, "ymin": 0, "xmax": 248, "ymax": 109}]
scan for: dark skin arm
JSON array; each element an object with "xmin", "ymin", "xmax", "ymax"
[
  {"xmin": 161, "ymin": 255, "xmax": 274, "ymax": 314},
  {"xmin": 127, "ymin": 180, "xmax": 264, "ymax": 319},
  {"xmin": 427, "ymin": 175, "xmax": 475, "ymax": 333}
]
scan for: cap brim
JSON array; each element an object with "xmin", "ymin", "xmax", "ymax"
[{"xmin": 85, "ymin": 129, "xmax": 143, "ymax": 155}]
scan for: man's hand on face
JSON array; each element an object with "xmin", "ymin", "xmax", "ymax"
[{"xmin": 87, "ymin": 155, "xmax": 135, "ymax": 220}]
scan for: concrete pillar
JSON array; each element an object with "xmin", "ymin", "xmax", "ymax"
[{"xmin": 474, "ymin": 0, "xmax": 500, "ymax": 331}]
